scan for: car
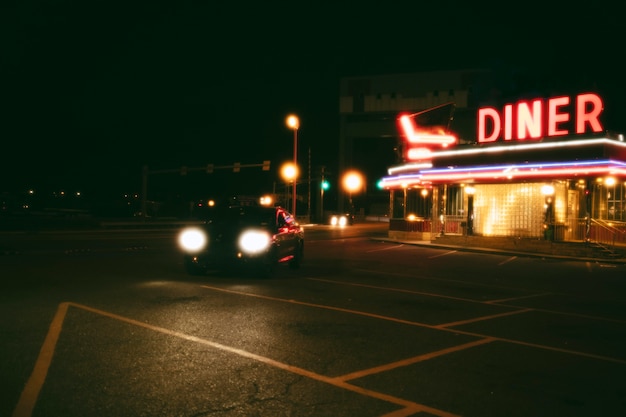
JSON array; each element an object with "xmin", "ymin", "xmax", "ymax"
[
  {"xmin": 177, "ymin": 204, "xmax": 304, "ymax": 276},
  {"xmin": 329, "ymin": 212, "xmax": 354, "ymax": 226}
]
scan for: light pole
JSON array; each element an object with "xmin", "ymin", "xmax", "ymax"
[
  {"xmin": 281, "ymin": 162, "xmax": 298, "ymax": 211},
  {"xmin": 286, "ymin": 115, "xmax": 299, "ymax": 217},
  {"xmin": 342, "ymin": 170, "xmax": 364, "ymax": 219}
]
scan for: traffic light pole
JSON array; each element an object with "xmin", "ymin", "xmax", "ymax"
[
  {"xmin": 319, "ymin": 166, "xmax": 325, "ymax": 222},
  {"xmin": 140, "ymin": 161, "xmax": 270, "ymax": 220}
]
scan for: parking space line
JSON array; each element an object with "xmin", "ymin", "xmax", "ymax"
[
  {"xmin": 352, "ymin": 268, "xmax": 542, "ymax": 292},
  {"xmin": 13, "ymin": 303, "xmax": 69, "ymax": 417},
  {"xmin": 366, "ymin": 244, "xmax": 405, "ymax": 252},
  {"xmin": 487, "ymin": 292, "xmax": 552, "ymax": 304},
  {"xmin": 311, "ymin": 277, "xmax": 626, "ymax": 325},
  {"xmin": 334, "ymin": 337, "xmax": 496, "ymax": 383},
  {"xmin": 498, "ymin": 256, "xmax": 517, "ymax": 265},
  {"xmin": 428, "ymin": 250, "xmax": 458, "ymax": 259},
  {"xmin": 309, "ymin": 277, "xmax": 491, "ymax": 303},
  {"xmin": 200, "ymin": 283, "xmax": 626, "ymax": 365},
  {"xmin": 201, "ymin": 284, "xmax": 436, "ymax": 328},
  {"xmin": 15, "ymin": 302, "xmax": 461, "ymax": 417},
  {"xmin": 434, "ymin": 309, "xmax": 533, "ymax": 329}
]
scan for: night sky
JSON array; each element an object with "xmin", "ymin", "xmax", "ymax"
[{"xmin": 2, "ymin": 1, "xmax": 623, "ymax": 204}]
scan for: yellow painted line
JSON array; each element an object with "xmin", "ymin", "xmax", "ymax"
[
  {"xmin": 311, "ymin": 277, "xmax": 626, "ymax": 325},
  {"xmin": 334, "ymin": 337, "xmax": 496, "ymax": 383},
  {"xmin": 308, "ymin": 277, "xmax": 484, "ymax": 303},
  {"xmin": 201, "ymin": 283, "xmax": 626, "ymax": 365},
  {"xmin": 428, "ymin": 250, "xmax": 458, "ymax": 259},
  {"xmin": 434, "ymin": 309, "xmax": 533, "ymax": 329},
  {"xmin": 201, "ymin": 284, "xmax": 436, "ymax": 328},
  {"xmin": 366, "ymin": 244, "xmax": 405, "ymax": 252},
  {"xmin": 491, "ymin": 303, "xmax": 626, "ymax": 325},
  {"xmin": 498, "ymin": 256, "xmax": 517, "ymax": 265},
  {"xmin": 13, "ymin": 302, "xmax": 69, "ymax": 417},
  {"xmin": 352, "ymin": 268, "xmax": 536, "ymax": 292},
  {"xmin": 21, "ymin": 302, "xmax": 459, "ymax": 417},
  {"xmin": 487, "ymin": 293, "xmax": 552, "ymax": 304}
]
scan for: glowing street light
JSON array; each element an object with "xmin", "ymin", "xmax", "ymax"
[
  {"xmin": 342, "ymin": 170, "xmax": 364, "ymax": 216},
  {"xmin": 281, "ymin": 162, "xmax": 299, "ymax": 211},
  {"xmin": 286, "ymin": 114, "xmax": 299, "ymax": 217}
]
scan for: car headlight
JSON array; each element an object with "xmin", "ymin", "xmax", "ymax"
[
  {"xmin": 238, "ymin": 229, "xmax": 271, "ymax": 254},
  {"xmin": 330, "ymin": 215, "xmax": 347, "ymax": 227},
  {"xmin": 178, "ymin": 227, "xmax": 207, "ymax": 252}
]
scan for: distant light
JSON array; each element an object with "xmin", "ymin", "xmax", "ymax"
[
  {"xmin": 286, "ymin": 115, "xmax": 299, "ymax": 130},
  {"xmin": 281, "ymin": 162, "xmax": 298, "ymax": 181},
  {"xmin": 342, "ymin": 170, "xmax": 364, "ymax": 193}
]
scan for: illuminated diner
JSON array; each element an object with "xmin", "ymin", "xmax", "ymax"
[{"xmin": 381, "ymin": 92, "xmax": 626, "ymax": 244}]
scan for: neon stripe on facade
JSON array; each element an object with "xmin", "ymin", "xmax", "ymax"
[
  {"xmin": 381, "ymin": 159, "xmax": 626, "ymax": 188},
  {"xmin": 389, "ymin": 137, "xmax": 626, "ymax": 176},
  {"xmin": 419, "ymin": 160, "xmax": 626, "ymax": 182},
  {"xmin": 427, "ymin": 137, "xmax": 626, "ymax": 160}
]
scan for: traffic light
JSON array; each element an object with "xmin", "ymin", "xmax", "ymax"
[
  {"xmin": 262, "ymin": 160, "xmax": 271, "ymax": 171},
  {"xmin": 321, "ymin": 180, "xmax": 330, "ymax": 190}
]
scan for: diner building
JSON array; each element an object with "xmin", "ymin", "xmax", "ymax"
[{"xmin": 379, "ymin": 92, "xmax": 626, "ymax": 246}]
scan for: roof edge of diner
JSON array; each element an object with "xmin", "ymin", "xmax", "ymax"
[{"xmin": 382, "ymin": 135, "xmax": 626, "ymax": 188}]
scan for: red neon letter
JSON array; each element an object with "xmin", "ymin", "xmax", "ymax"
[
  {"xmin": 516, "ymin": 99, "xmax": 543, "ymax": 139},
  {"xmin": 478, "ymin": 107, "xmax": 500, "ymax": 143},
  {"xmin": 503, "ymin": 104, "xmax": 513, "ymax": 140},
  {"xmin": 547, "ymin": 96, "xmax": 570, "ymax": 136},
  {"xmin": 576, "ymin": 93, "xmax": 603, "ymax": 134}
]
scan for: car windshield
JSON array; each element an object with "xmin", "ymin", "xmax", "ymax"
[{"xmin": 212, "ymin": 206, "xmax": 276, "ymax": 227}]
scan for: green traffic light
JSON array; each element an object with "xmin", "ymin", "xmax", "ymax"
[{"xmin": 321, "ymin": 180, "xmax": 330, "ymax": 190}]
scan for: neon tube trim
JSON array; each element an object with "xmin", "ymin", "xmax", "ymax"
[
  {"xmin": 381, "ymin": 160, "xmax": 626, "ymax": 188},
  {"xmin": 428, "ymin": 137, "xmax": 626, "ymax": 160},
  {"xmin": 418, "ymin": 160, "xmax": 626, "ymax": 181}
]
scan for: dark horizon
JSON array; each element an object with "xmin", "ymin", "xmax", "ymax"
[{"xmin": 2, "ymin": 1, "xmax": 623, "ymax": 206}]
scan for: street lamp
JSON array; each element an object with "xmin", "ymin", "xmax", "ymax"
[
  {"xmin": 342, "ymin": 170, "xmax": 364, "ymax": 218},
  {"xmin": 281, "ymin": 162, "xmax": 298, "ymax": 210},
  {"xmin": 286, "ymin": 114, "xmax": 299, "ymax": 217}
]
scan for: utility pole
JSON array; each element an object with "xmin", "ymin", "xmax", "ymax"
[
  {"xmin": 307, "ymin": 147, "xmax": 311, "ymax": 222},
  {"xmin": 319, "ymin": 165, "xmax": 325, "ymax": 222}
]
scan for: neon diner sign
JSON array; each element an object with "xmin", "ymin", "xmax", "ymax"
[{"xmin": 477, "ymin": 93, "xmax": 604, "ymax": 143}]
